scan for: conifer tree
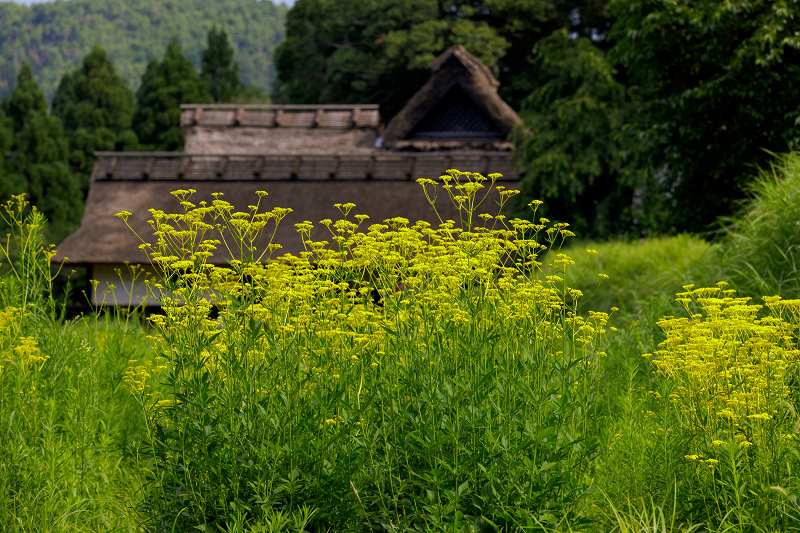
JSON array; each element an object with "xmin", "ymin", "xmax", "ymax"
[
  {"xmin": 0, "ymin": 108, "xmax": 23, "ymax": 206},
  {"xmin": 133, "ymin": 38, "xmax": 212, "ymax": 151},
  {"xmin": 1, "ymin": 63, "xmax": 82, "ymax": 238},
  {"xmin": 201, "ymin": 25, "xmax": 243, "ymax": 103},
  {"xmin": 52, "ymin": 45, "xmax": 137, "ymax": 195}
]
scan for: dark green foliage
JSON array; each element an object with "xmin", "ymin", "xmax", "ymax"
[
  {"xmin": 607, "ymin": 0, "xmax": 800, "ymax": 234},
  {"xmin": 721, "ymin": 151, "xmax": 800, "ymax": 300},
  {"xmin": 513, "ymin": 30, "xmax": 636, "ymax": 237},
  {"xmin": 0, "ymin": 108, "xmax": 23, "ymax": 206},
  {"xmin": 1, "ymin": 64, "xmax": 81, "ymax": 240},
  {"xmin": 133, "ymin": 39, "xmax": 212, "ymax": 151},
  {"xmin": 2, "ymin": 63, "xmax": 48, "ymax": 132},
  {"xmin": 274, "ymin": 0, "xmax": 633, "ymax": 236},
  {"xmin": 52, "ymin": 45, "xmax": 137, "ymax": 195},
  {"xmin": 273, "ymin": 0, "xmax": 609, "ymax": 120},
  {"xmin": 201, "ymin": 26, "xmax": 243, "ymax": 103},
  {"xmin": 0, "ymin": 0, "xmax": 287, "ymax": 102},
  {"xmin": 273, "ymin": 0, "xmax": 432, "ymax": 119}
]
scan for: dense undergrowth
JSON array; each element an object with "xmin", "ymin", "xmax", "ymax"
[{"xmin": 1, "ymin": 153, "xmax": 800, "ymax": 532}]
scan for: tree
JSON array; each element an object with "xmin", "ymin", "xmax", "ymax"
[
  {"xmin": 272, "ymin": 0, "xmax": 612, "ymax": 119},
  {"xmin": 133, "ymin": 38, "xmax": 211, "ymax": 151},
  {"xmin": 52, "ymin": 44, "xmax": 137, "ymax": 195},
  {"xmin": 607, "ymin": 0, "xmax": 800, "ymax": 233},
  {"xmin": 0, "ymin": 108, "xmax": 23, "ymax": 205},
  {"xmin": 513, "ymin": 30, "xmax": 637, "ymax": 237},
  {"xmin": 1, "ymin": 63, "xmax": 82, "ymax": 238},
  {"xmin": 201, "ymin": 25, "xmax": 243, "ymax": 103},
  {"xmin": 273, "ymin": 0, "xmax": 429, "ymax": 118}
]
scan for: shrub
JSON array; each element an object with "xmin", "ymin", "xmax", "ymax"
[
  {"xmin": 119, "ymin": 171, "xmax": 612, "ymax": 531},
  {"xmin": 723, "ymin": 151, "xmax": 800, "ymax": 300},
  {"xmin": 0, "ymin": 196, "xmax": 150, "ymax": 531},
  {"xmin": 644, "ymin": 284, "xmax": 800, "ymax": 530}
]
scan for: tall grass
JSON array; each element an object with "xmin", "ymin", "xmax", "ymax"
[
  {"xmin": 561, "ymin": 234, "xmax": 723, "ymax": 314},
  {"xmin": 722, "ymin": 151, "xmax": 800, "ymax": 300},
  {"xmin": 0, "ymin": 196, "xmax": 152, "ymax": 532}
]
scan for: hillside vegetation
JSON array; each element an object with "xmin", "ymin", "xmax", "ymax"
[{"xmin": 0, "ymin": 0, "xmax": 287, "ymax": 101}]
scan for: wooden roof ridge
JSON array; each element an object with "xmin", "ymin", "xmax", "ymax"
[
  {"xmin": 89, "ymin": 151, "xmax": 522, "ymax": 183},
  {"xmin": 179, "ymin": 104, "xmax": 381, "ymax": 129},
  {"xmin": 382, "ymin": 45, "xmax": 522, "ymax": 150}
]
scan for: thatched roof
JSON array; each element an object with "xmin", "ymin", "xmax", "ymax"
[
  {"xmin": 382, "ymin": 45, "xmax": 522, "ymax": 151},
  {"xmin": 55, "ymin": 152, "xmax": 522, "ymax": 265},
  {"xmin": 181, "ymin": 104, "xmax": 381, "ymax": 155},
  {"xmin": 56, "ymin": 55, "xmax": 529, "ymax": 269}
]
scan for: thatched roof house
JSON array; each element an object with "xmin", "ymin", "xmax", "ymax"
[
  {"xmin": 383, "ymin": 45, "xmax": 522, "ymax": 151},
  {"xmin": 55, "ymin": 46, "xmax": 524, "ymax": 305}
]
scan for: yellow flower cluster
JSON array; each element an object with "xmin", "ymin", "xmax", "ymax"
[
  {"xmin": 648, "ymin": 283, "xmax": 800, "ymax": 447},
  {"xmin": 119, "ymin": 170, "xmax": 610, "ymax": 418},
  {"xmin": 122, "ymin": 356, "xmax": 168, "ymax": 407},
  {"xmin": 0, "ymin": 306, "xmax": 46, "ymax": 376},
  {"xmin": 14, "ymin": 337, "xmax": 46, "ymax": 369}
]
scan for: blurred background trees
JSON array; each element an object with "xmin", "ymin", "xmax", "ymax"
[
  {"xmin": 133, "ymin": 38, "xmax": 212, "ymax": 151},
  {"xmin": 274, "ymin": 0, "xmax": 800, "ymax": 237},
  {"xmin": 52, "ymin": 45, "xmax": 138, "ymax": 197},
  {"xmin": 1, "ymin": 63, "xmax": 81, "ymax": 241},
  {"xmin": 2, "ymin": 0, "xmax": 799, "ymax": 241},
  {"xmin": 202, "ymin": 25, "xmax": 244, "ymax": 104},
  {"xmin": 1, "ymin": 22, "xmax": 248, "ymax": 238},
  {"xmin": 272, "ymin": 0, "xmax": 596, "ymax": 119},
  {"xmin": 607, "ymin": 0, "xmax": 800, "ymax": 234}
]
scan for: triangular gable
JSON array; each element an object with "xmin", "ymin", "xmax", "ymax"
[
  {"xmin": 383, "ymin": 45, "xmax": 522, "ymax": 150},
  {"xmin": 409, "ymin": 85, "xmax": 503, "ymax": 138}
]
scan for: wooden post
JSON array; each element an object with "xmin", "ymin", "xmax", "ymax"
[
  {"xmin": 179, "ymin": 156, "xmax": 191, "ymax": 179},
  {"xmin": 291, "ymin": 155, "xmax": 301, "ymax": 179},
  {"xmin": 144, "ymin": 157, "xmax": 155, "ymax": 179},
  {"xmin": 216, "ymin": 156, "xmax": 229, "ymax": 177},
  {"xmin": 253, "ymin": 156, "xmax": 265, "ymax": 179},
  {"xmin": 193, "ymin": 107, "xmax": 203, "ymax": 125},
  {"xmin": 107, "ymin": 156, "xmax": 118, "ymax": 179}
]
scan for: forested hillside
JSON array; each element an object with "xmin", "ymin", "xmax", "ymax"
[{"xmin": 0, "ymin": 0, "xmax": 287, "ymax": 101}]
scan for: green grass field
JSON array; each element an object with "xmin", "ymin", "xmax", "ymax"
[{"xmin": 2, "ymin": 159, "xmax": 800, "ymax": 532}]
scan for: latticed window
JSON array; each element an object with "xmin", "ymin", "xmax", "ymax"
[{"xmin": 410, "ymin": 85, "xmax": 501, "ymax": 138}]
